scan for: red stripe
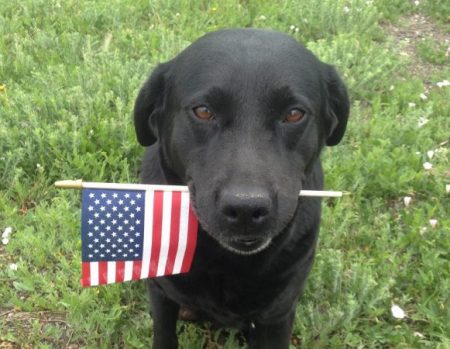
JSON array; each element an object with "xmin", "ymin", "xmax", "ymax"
[
  {"xmin": 181, "ymin": 205, "xmax": 198, "ymax": 273},
  {"xmin": 115, "ymin": 260, "xmax": 125, "ymax": 283},
  {"xmin": 132, "ymin": 260, "xmax": 142, "ymax": 280},
  {"xmin": 81, "ymin": 262, "xmax": 91, "ymax": 287},
  {"xmin": 98, "ymin": 261, "xmax": 108, "ymax": 285},
  {"xmin": 164, "ymin": 191, "xmax": 181, "ymax": 275},
  {"xmin": 149, "ymin": 191, "xmax": 163, "ymax": 277}
]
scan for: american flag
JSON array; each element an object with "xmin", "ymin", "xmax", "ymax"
[{"xmin": 80, "ymin": 188, "xmax": 198, "ymax": 287}]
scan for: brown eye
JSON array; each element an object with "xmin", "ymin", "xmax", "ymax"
[
  {"xmin": 284, "ymin": 108, "xmax": 305, "ymax": 123},
  {"xmin": 193, "ymin": 105, "xmax": 214, "ymax": 120}
]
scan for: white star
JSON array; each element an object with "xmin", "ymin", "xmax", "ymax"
[
  {"xmin": 100, "ymin": 206, "xmax": 105, "ymax": 211},
  {"xmin": 106, "ymin": 249, "xmax": 110, "ymax": 253},
  {"xmin": 95, "ymin": 199, "xmax": 100, "ymax": 205},
  {"xmin": 135, "ymin": 244, "xmax": 140, "ymax": 248},
  {"xmin": 94, "ymin": 249, "xmax": 99, "ymax": 253},
  {"xmin": 88, "ymin": 219, "xmax": 93, "ymax": 225},
  {"xmin": 112, "ymin": 232, "xmax": 117, "ymax": 237},
  {"xmin": 89, "ymin": 254, "xmax": 94, "ymax": 258},
  {"xmin": 125, "ymin": 193, "xmax": 130, "ymax": 198},
  {"xmin": 94, "ymin": 238, "xmax": 99, "ymax": 243},
  {"xmin": 94, "ymin": 226, "xmax": 99, "ymax": 231},
  {"xmin": 112, "ymin": 206, "xmax": 118, "ymax": 212},
  {"xmin": 124, "ymin": 206, "xmax": 129, "ymax": 212},
  {"xmin": 130, "ymin": 226, "xmax": 135, "ymax": 231},
  {"xmin": 100, "ymin": 244, "xmax": 105, "ymax": 248},
  {"xmin": 124, "ymin": 232, "xmax": 129, "ymax": 237},
  {"xmin": 118, "ymin": 226, "xmax": 123, "ymax": 231},
  {"xmin": 136, "ymin": 206, "xmax": 141, "ymax": 212},
  {"xmin": 106, "ymin": 226, "xmax": 111, "ymax": 231},
  {"xmin": 88, "ymin": 232, "xmax": 93, "ymax": 237},
  {"xmin": 94, "ymin": 213, "xmax": 99, "ymax": 218},
  {"xmin": 124, "ymin": 220, "xmax": 129, "ymax": 225},
  {"xmin": 134, "ymin": 253, "xmax": 139, "ymax": 257},
  {"xmin": 100, "ymin": 219, "xmax": 105, "ymax": 225},
  {"xmin": 106, "ymin": 213, "xmax": 111, "ymax": 218},
  {"xmin": 118, "ymin": 200, "xmax": 124, "ymax": 205},
  {"xmin": 129, "ymin": 248, "xmax": 134, "ymax": 252},
  {"xmin": 106, "ymin": 199, "xmax": 112, "ymax": 205},
  {"xmin": 112, "ymin": 219, "xmax": 117, "ymax": 225},
  {"xmin": 106, "ymin": 238, "xmax": 111, "ymax": 243},
  {"xmin": 112, "ymin": 244, "xmax": 117, "ymax": 248},
  {"xmin": 112, "ymin": 254, "xmax": 116, "ymax": 257},
  {"xmin": 88, "ymin": 206, "xmax": 94, "ymax": 211},
  {"xmin": 88, "ymin": 244, "xmax": 93, "ymax": 248},
  {"xmin": 118, "ymin": 213, "xmax": 123, "ymax": 218},
  {"xmin": 129, "ymin": 238, "xmax": 134, "ymax": 243},
  {"xmin": 130, "ymin": 213, "xmax": 135, "ymax": 218},
  {"xmin": 101, "ymin": 193, "xmax": 107, "ymax": 198},
  {"xmin": 130, "ymin": 200, "xmax": 136, "ymax": 205},
  {"xmin": 100, "ymin": 254, "xmax": 105, "ymax": 258},
  {"xmin": 136, "ymin": 193, "xmax": 142, "ymax": 199},
  {"xmin": 123, "ymin": 244, "xmax": 128, "ymax": 248},
  {"xmin": 100, "ymin": 232, "xmax": 105, "ymax": 237},
  {"xmin": 113, "ymin": 193, "xmax": 118, "ymax": 198},
  {"xmin": 135, "ymin": 232, "xmax": 141, "ymax": 237},
  {"xmin": 118, "ymin": 238, "xmax": 123, "ymax": 243},
  {"xmin": 89, "ymin": 193, "xmax": 95, "ymax": 198},
  {"xmin": 123, "ymin": 253, "xmax": 128, "ymax": 257},
  {"xmin": 136, "ymin": 220, "xmax": 141, "ymax": 225}
]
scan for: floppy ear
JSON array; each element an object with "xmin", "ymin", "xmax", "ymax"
[
  {"xmin": 133, "ymin": 62, "xmax": 171, "ymax": 146},
  {"xmin": 323, "ymin": 65, "xmax": 350, "ymax": 146}
]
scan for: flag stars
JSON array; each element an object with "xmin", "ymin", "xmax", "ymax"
[{"xmin": 83, "ymin": 189, "xmax": 146, "ymax": 263}]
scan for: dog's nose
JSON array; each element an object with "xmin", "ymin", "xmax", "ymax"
[{"xmin": 219, "ymin": 186, "xmax": 272, "ymax": 228}]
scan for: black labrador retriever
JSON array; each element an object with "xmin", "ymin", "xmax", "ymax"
[{"xmin": 133, "ymin": 28, "xmax": 349, "ymax": 349}]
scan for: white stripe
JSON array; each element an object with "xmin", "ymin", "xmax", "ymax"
[
  {"xmin": 107, "ymin": 261, "xmax": 116, "ymax": 284},
  {"xmin": 90, "ymin": 262, "xmax": 99, "ymax": 286},
  {"xmin": 123, "ymin": 261, "xmax": 133, "ymax": 281},
  {"xmin": 173, "ymin": 191, "xmax": 190, "ymax": 274},
  {"xmin": 140, "ymin": 190, "xmax": 154, "ymax": 279},
  {"xmin": 156, "ymin": 191, "xmax": 172, "ymax": 276}
]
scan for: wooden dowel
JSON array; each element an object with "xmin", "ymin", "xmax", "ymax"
[{"xmin": 55, "ymin": 180, "xmax": 344, "ymax": 198}]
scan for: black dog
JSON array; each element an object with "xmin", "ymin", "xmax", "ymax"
[{"xmin": 134, "ymin": 29, "xmax": 349, "ymax": 349}]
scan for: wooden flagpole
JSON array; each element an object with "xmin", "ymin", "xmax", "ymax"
[{"xmin": 55, "ymin": 180, "xmax": 345, "ymax": 198}]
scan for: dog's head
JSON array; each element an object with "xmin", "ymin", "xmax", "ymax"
[{"xmin": 134, "ymin": 29, "xmax": 349, "ymax": 255}]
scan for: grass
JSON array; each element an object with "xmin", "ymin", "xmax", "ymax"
[{"xmin": 1, "ymin": 0, "xmax": 449, "ymax": 348}]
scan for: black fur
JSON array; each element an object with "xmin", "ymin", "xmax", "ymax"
[{"xmin": 134, "ymin": 29, "xmax": 349, "ymax": 349}]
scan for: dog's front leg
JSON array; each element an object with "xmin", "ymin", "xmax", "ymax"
[
  {"xmin": 148, "ymin": 281, "xmax": 180, "ymax": 349},
  {"xmin": 249, "ymin": 310, "xmax": 296, "ymax": 349}
]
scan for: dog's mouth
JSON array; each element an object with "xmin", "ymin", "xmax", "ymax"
[{"xmin": 219, "ymin": 236, "xmax": 273, "ymax": 256}]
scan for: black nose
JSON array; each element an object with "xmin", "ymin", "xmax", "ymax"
[{"xmin": 219, "ymin": 186, "xmax": 272, "ymax": 228}]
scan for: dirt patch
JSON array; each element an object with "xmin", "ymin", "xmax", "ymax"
[
  {"xmin": 0, "ymin": 309, "xmax": 81, "ymax": 348},
  {"xmin": 383, "ymin": 14, "xmax": 449, "ymax": 80}
]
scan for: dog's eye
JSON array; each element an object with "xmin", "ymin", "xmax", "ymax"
[
  {"xmin": 193, "ymin": 105, "xmax": 214, "ymax": 120},
  {"xmin": 283, "ymin": 108, "xmax": 306, "ymax": 123}
]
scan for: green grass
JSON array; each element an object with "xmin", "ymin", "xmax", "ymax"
[{"xmin": 1, "ymin": 0, "xmax": 449, "ymax": 348}]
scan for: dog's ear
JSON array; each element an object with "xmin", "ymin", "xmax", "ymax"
[
  {"xmin": 133, "ymin": 62, "xmax": 171, "ymax": 146},
  {"xmin": 323, "ymin": 65, "xmax": 350, "ymax": 146}
]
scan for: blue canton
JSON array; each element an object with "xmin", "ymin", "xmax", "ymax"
[{"xmin": 81, "ymin": 189, "xmax": 145, "ymax": 262}]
